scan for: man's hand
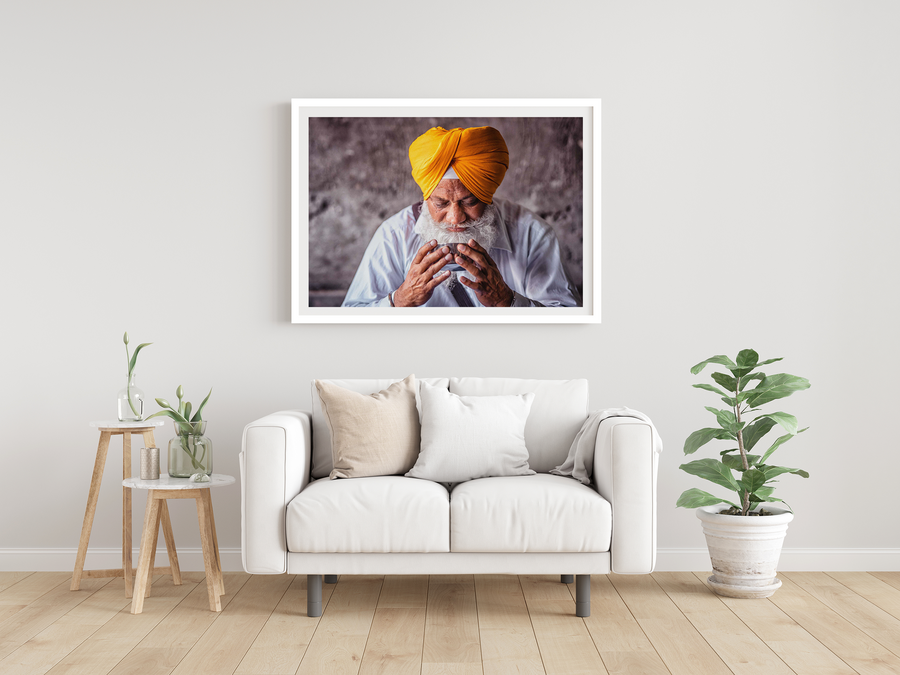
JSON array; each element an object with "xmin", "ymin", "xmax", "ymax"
[
  {"xmin": 455, "ymin": 239, "xmax": 514, "ymax": 307},
  {"xmin": 393, "ymin": 240, "xmax": 453, "ymax": 307}
]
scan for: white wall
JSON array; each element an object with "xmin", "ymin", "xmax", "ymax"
[{"xmin": 2, "ymin": 1, "xmax": 898, "ymax": 571}]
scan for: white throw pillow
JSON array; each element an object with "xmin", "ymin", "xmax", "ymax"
[
  {"xmin": 407, "ymin": 381, "xmax": 535, "ymax": 483},
  {"xmin": 316, "ymin": 374, "xmax": 420, "ymax": 480}
]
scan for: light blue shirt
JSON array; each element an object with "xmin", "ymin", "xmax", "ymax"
[{"xmin": 341, "ymin": 199, "xmax": 582, "ymax": 308}]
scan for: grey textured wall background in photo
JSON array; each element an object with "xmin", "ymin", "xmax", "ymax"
[{"xmin": 307, "ymin": 117, "xmax": 585, "ymax": 306}]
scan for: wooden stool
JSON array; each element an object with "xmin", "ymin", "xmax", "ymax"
[
  {"xmin": 125, "ymin": 474, "xmax": 235, "ymax": 614},
  {"xmin": 71, "ymin": 421, "xmax": 179, "ymax": 597}
]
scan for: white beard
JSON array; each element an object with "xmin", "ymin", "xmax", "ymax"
[{"xmin": 414, "ymin": 202, "xmax": 500, "ymax": 250}]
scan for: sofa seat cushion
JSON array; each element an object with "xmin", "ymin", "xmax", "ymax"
[
  {"xmin": 450, "ymin": 474, "xmax": 612, "ymax": 553},
  {"xmin": 286, "ymin": 476, "xmax": 450, "ymax": 553}
]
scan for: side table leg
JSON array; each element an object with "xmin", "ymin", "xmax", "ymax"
[
  {"xmin": 131, "ymin": 493, "xmax": 161, "ymax": 614},
  {"xmin": 203, "ymin": 489, "xmax": 225, "ymax": 596},
  {"xmin": 72, "ymin": 431, "xmax": 111, "ymax": 591},
  {"xmin": 159, "ymin": 501, "xmax": 182, "ymax": 585},
  {"xmin": 195, "ymin": 491, "xmax": 222, "ymax": 612},
  {"xmin": 122, "ymin": 431, "xmax": 133, "ymax": 598}
]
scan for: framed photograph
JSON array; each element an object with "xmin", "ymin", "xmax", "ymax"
[{"xmin": 291, "ymin": 99, "xmax": 600, "ymax": 323}]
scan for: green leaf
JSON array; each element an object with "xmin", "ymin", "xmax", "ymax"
[
  {"xmin": 691, "ymin": 355, "xmax": 737, "ymax": 375},
  {"xmin": 184, "ymin": 402, "xmax": 192, "ymax": 422},
  {"xmin": 693, "ymin": 383, "xmax": 728, "ymax": 397},
  {"xmin": 756, "ymin": 357, "xmax": 784, "ymax": 368},
  {"xmin": 191, "ymin": 388, "xmax": 212, "ymax": 422},
  {"xmin": 145, "ymin": 408, "xmax": 190, "ymax": 424},
  {"xmin": 744, "ymin": 373, "xmax": 810, "ymax": 408},
  {"xmin": 679, "ymin": 458, "xmax": 741, "ymax": 492},
  {"xmin": 762, "ymin": 465, "xmax": 810, "ymax": 480},
  {"xmin": 759, "ymin": 412, "xmax": 799, "ymax": 435},
  {"xmin": 738, "ymin": 468, "xmax": 767, "ymax": 495},
  {"xmin": 721, "ymin": 453, "xmax": 761, "ymax": 471},
  {"xmin": 759, "ymin": 432, "xmax": 796, "ymax": 464},
  {"xmin": 128, "ymin": 342, "xmax": 151, "ymax": 375},
  {"xmin": 154, "ymin": 398, "xmax": 173, "ymax": 410},
  {"xmin": 711, "ymin": 372, "xmax": 738, "ymax": 392},
  {"xmin": 742, "ymin": 417, "xmax": 777, "ymax": 451},
  {"xmin": 676, "ymin": 488, "xmax": 739, "ymax": 509},
  {"xmin": 684, "ymin": 427, "xmax": 734, "ymax": 455},
  {"xmin": 732, "ymin": 349, "xmax": 759, "ymax": 377},
  {"xmin": 739, "ymin": 372, "xmax": 765, "ymax": 391},
  {"xmin": 705, "ymin": 406, "xmax": 742, "ymax": 434}
]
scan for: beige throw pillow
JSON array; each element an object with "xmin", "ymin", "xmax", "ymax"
[{"xmin": 316, "ymin": 374, "xmax": 421, "ymax": 479}]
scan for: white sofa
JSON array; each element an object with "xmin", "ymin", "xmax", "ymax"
[{"xmin": 240, "ymin": 377, "xmax": 659, "ymax": 617}]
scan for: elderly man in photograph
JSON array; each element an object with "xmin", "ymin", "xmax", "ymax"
[{"xmin": 341, "ymin": 125, "xmax": 582, "ymax": 308}]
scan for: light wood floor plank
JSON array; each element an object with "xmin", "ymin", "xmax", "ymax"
[
  {"xmin": 43, "ymin": 574, "xmax": 201, "ymax": 675},
  {"xmin": 0, "ymin": 577, "xmax": 112, "ymax": 661},
  {"xmin": 692, "ymin": 572, "xmax": 855, "ymax": 675},
  {"xmin": 0, "ymin": 577, "xmax": 132, "ymax": 675},
  {"xmin": 359, "ymin": 607, "xmax": 427, "ymax": 675},
  {"xmin": 108, "ymin": 571, "xmax": 251, "ymax": 675},
  {"xmin": 296, "ymin": 575, "xmax": 383, "ymax": 675},
  {"xmin": 235, "ymin": 574, "xmax": 335, "ymax": 675},
  {"xmin": 0, "ymin": 572, "xmax": 34, "ymax": 594},
  {"xmin": 376, "ymin": 574, "xmax": 428, "ymax": 609},
  {"xmin": 568, "ymin": 574, "xmax": 670, "ymax": 674},
  {"xmin": 784, "ymin": 572, "xmax": 900, "ymax": 658},
  {"xmin": 170, "ymin": 573, "xmax": 294, "ymax": 675},
  {"xmin": 769, "ymin": 574, "xmax": 900, "ymax": 674},
  {"xmin": 871, "ymin": 572, "xmax": 900, "ymax": 592},
  {"xmin": 422, "ymin": 577, "xmax": 483, "ymax": 675},
  {"xmin": 655, "ymin": 572, "xmax": 793, "ymax": 675},
  {"xmin": 829, "ymin": 572, "xmax": 900, "ymax": 622},
  {"xmin": 610, "ymin": 573, "xmax": 732, "ymax": 675},
  {"xmin": 475, "ymin": 575, "xmax": 544, "ymax": 675},
  {"xmin": 520, "ymin": 575, "xmax": 608, "ymax": 675}
]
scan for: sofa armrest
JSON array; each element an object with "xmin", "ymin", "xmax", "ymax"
[
  {"xmin": 592, "ymin": 417, "xmax": 659, "ymax": 574},
  {"xmin": 240, "ymin": 410, "xmax": 312, "ymax": 574}
]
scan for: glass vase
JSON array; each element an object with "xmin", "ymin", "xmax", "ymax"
[
  {"xmin": 167, "ymin": 420, "xmax": 213, "ymax": 478},
  {"xmin": 117, "ymin": 372, "xmax": 145, "ymax": 422}
]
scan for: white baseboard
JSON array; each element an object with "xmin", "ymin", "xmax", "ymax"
[
  {"xmin": 0, "ymin": 548, "xmax": 245, "ymax": 573},
  {"xmin": 2, "ymin": 548, "xmax": 899, "ymax": 573},
  {"xmin": 657, "ymin": 548, "xmax": 900, "ymax": 572}
]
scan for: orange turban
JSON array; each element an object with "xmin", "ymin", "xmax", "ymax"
[{"xmin": 408, "ymin": 126, "xmax": 509, "ymax": 204}]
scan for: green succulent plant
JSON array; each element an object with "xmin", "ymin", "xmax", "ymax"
[{"xmin": 677, "ymin": 349, "xmax": 810, "ymax": 516}]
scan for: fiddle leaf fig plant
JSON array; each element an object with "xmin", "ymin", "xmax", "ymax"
[{"xmin": 677, "ymin": 349, "xmax": 810, "ymax": 516}]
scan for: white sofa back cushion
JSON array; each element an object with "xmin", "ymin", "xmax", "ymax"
[
  {"xmin": 449, "ymin": 378, "xmax": 589, "ymax": 473},
  {"xmin": 310, "ymin": 378, "xmax": 450, "ymax": 479}
]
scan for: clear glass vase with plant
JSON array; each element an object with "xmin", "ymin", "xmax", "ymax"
[
  {"xmin": 147, "ymin": 385, "xmax": 213, "ymax": 477},
  {"xmin": 117, "ymin": 331, "xmax": 151, "ymax": 422},
  {"xmin": 677, "ymin": 349, "xmax": 811, "ymax": 516}
]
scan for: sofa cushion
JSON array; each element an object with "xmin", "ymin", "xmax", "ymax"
[
  {"xmin": 287, "ymin": 476, "xmax": 450, "ymax": 553},
  {"xmin": 450, "ymin": 473, "xmax": 611, "ymax": 552},
  {"xmin": 449, "ymin": 378, "xmax": 589, "ymax": 474},
  {"xmin": 310, "ymin": 378, "xmax": 450, "ymax": 478},
  {"xmin": 315, "ymin": 375, "xmax": 420, "ymax": 479},
  {"xmin": 406, "ymin": 381, "xmax": 535, "ymax": 483}
]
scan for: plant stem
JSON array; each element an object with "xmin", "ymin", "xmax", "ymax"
[{"xmin": 734, "ymin": 376, "xmax": 750, "ymax": 515}]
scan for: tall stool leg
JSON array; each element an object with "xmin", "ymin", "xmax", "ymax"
[
  {"xmin": 575, "ymin": 574, "xmax": 591, "ymax": 617},
  {"xmin": 122, "ymin": 431, "xmax": 133, "ymax": 597},
  {"xmin": 307, "ymin": 574, "xmax": 323, "ymax": 617},
  {"xmin": 72, "ymin": 431, "xmax": 111, "ymax": 591},
  {"xmin": 196, "ymin": 490, "xmax": 222, "ymax": 612}
]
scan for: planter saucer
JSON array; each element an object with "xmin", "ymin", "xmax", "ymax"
[{"xmin": 707, "ymin": 575, "xmax": 782, "ymax": 599}]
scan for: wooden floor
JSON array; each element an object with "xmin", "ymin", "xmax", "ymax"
[{"xmin": 1, "ymin": 571, "xmax": 900, "ymax": 675}]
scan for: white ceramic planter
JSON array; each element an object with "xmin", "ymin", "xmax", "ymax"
[{"xmin": 697, "ymin": 504, "xmax": 793, "ymax": 599}]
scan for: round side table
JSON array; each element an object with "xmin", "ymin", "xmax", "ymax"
[{"xmin": 124, "ymin": 473, "xmax": 235, "ymax": 614}]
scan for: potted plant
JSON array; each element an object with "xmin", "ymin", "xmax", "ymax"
[
  {"xmin": 117, "ymin": 332, "xmax": 151, "ymax": 422},
  {"xmin": 147, "ymin": 385, "xmax": 213, "ymax": 478},
  {"xmin": 677, "ymin": 349, "xmax": 810, "ymax": 598}
]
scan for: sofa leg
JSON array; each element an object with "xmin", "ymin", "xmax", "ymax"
[
  {"xmin": 325, "ymin": 575, "xmax": 338, "ymax": 584},
  {"xmin": 560, "ymin": 574, "xmax": 574, "ymax": 584},
  {"xmin": 575, "ymin": 574, "xmax": 590, "ymax": 617},
  {"xmin": 307, "ymin": 574, "xmax": 322, "ymax": 617}
]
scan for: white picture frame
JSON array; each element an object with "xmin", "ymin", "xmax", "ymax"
[{"xmin": 291, "ymin": 98, "xmax": 600, "ymax": 323}]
